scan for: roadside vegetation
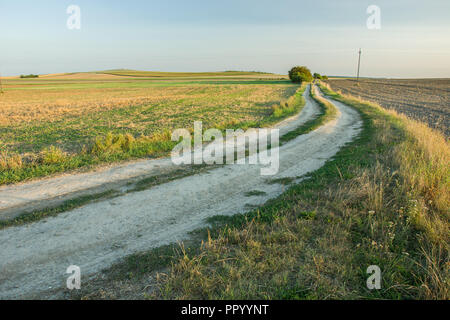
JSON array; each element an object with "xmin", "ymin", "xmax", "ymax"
[{"xmin": 77, "ymin": 81, "xmax": 449, "ymax": 300}]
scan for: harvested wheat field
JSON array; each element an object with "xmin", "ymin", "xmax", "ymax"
[{"xmin": 0, "ymin": 72, "xmax": 300, "ymax": 184}]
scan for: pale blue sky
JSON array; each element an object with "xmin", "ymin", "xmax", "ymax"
[{"xmin": 1, "ymin": 0, "xmax": 449, "ymax": 77}]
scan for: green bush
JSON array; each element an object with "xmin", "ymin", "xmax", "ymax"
[
  {"xmin": 288, "ymin": 66, "xmax": 313, "ymax": 83},
  {"xmin": 313, "ymin": 73, "xmax": 322, "ymax": 80}
]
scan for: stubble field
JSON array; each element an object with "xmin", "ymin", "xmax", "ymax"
[{"xmin": 0, "ymin": 72, "xmax": 299, "ymax": 184}]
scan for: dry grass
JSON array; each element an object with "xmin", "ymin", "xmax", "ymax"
[
  {"xmin": 320, "ymin": 83, "xmax": 449, "ymax": 298},
  {"xmin": 325, "ymin": 85, "xmax": 449, "ymax": 246}
]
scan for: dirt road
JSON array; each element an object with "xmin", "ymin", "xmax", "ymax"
[{"xmin": 0, "ymin": 85, "xmax": 362, "ymax": 299}]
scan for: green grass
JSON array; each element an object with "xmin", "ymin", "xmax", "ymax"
[
  {"xmin": 245, "ymin": 190, "xmax": 267, "ymax": 197},
  {"xmin": 266, "ymin": 177, "xmax": 295, "ymax": 185}
]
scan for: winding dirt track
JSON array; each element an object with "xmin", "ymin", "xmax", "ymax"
[{"xmin": 0, "ymin": 86, "xmax": 362, "ymax": 299}]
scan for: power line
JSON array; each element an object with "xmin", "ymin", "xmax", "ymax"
[{"xmin": 356, "ymin": 48, "xmax": 362, "ymax": 81}]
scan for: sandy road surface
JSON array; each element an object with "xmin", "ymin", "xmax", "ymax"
[{"xmin": 0, "ymin": 86, "xmax": 362, "ymax": 299}]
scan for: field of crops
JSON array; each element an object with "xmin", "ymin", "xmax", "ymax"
[
  {"xmin": 100, "ymin": 69, "xmax": 283, "ymax": 78},
  {"xmin": 0, "ymin": 72, "xmax": 299, "ymax": 183},
  {"xmin": 327, "ymin": 78, "xmax": 450, "ymax": 137},
  {"xmin": 1, "ymin": 73, "xmax": 297, "ymax": 154}
]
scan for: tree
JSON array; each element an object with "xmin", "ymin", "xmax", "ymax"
[
  {"xmin": 313, "ymin": 73, "xmax": 322, "ymax": 80},
  {"xmin": 288, "ymin": 66, "xmax": 313, "ymax": 83},
  {"xmin": 322, "ymin": 75, "xmax": 329, "ymax": 80}
]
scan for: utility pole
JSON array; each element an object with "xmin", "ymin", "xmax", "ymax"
[{"xmin": 356, "ymin": 48, "xmax": 362, "ymax": 81}]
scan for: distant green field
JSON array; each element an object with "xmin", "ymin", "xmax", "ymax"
[
  {"xmin": 4, "ymin": 79, "xmax": 292, "ymax": 90},
  {"xmin": 100, "ymin": 69, "xmax": 275, "ymax": 78},
  {"xmin": 3, "ymin": 69, "xmax": 288, "ymax": 90}
]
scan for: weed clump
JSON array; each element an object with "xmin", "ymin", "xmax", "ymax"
[
  {"xmin": 40, "ymin": 146, "xmax": 67, "ymax": 165},
  {"xmin": 91, "ymin": 132, "xmax": 135, "ymax": 155},
  {"xmin": 0, "ymin": 153, "xmax": 23, "ymax": 170}
]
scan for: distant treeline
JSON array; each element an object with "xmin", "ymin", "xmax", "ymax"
[{"xmin": 20, "ymin": 74, "xmax": 39, "ymax": 78}]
